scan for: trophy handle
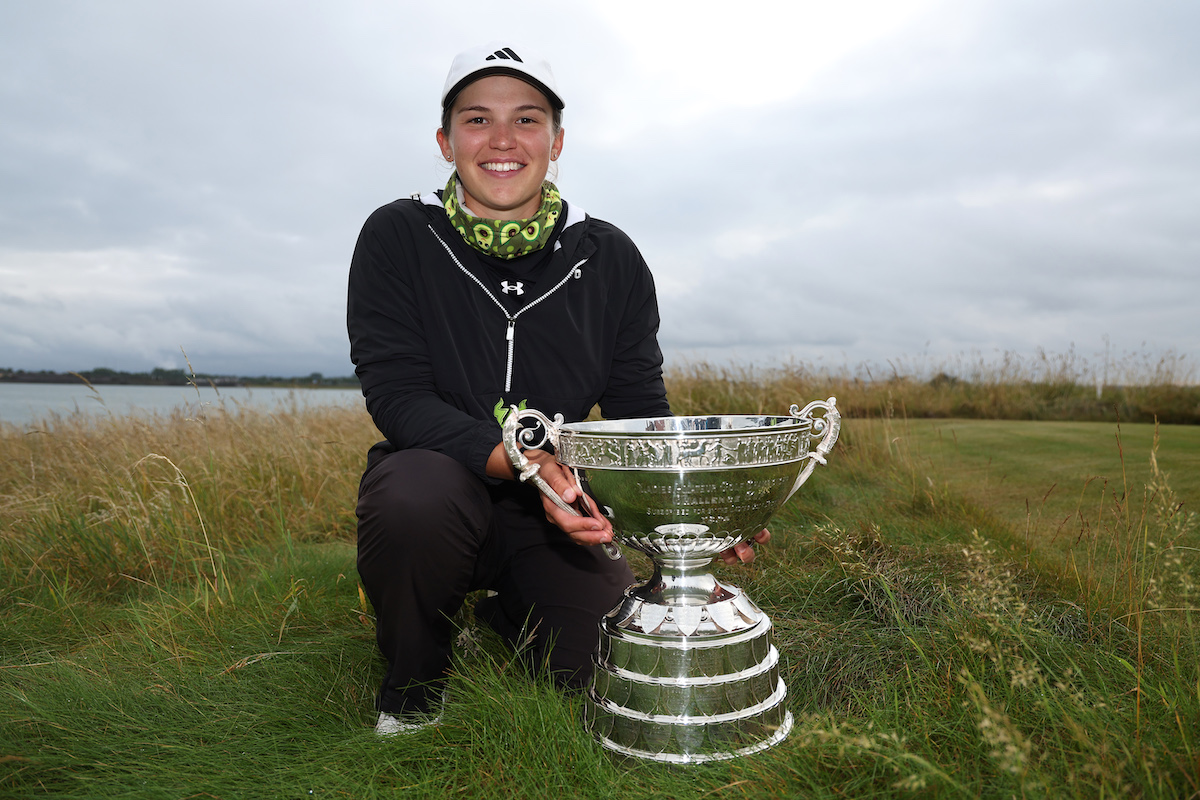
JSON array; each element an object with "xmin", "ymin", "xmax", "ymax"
[
  {"xmin": 783, "ymin": 397, "xmax": 841, "ymax": 504},
  {"xmin": 501, "ymin": 406, "xmax": 622, "ymax": 560}
]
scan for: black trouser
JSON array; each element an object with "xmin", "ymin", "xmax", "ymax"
[{"xmin": 355, "ymin": 448, "xmax": 634, "ymax": 715}]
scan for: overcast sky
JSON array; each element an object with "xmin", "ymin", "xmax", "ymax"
[{"xmin": 1, "ymin": 0, "xmax": 1196, "ymax": 379}]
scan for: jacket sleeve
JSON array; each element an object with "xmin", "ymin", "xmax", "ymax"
[
  {"xmin": 347, "ymin": 207, "xmax": 501, "ymax": 480},
  {"xmin": 598, "ymin": 237, "xmax": 672, "ymax": 420}
]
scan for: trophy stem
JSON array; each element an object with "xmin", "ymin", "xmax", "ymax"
[{"xmin": 635, "ymin": 557, "xmax": 723, "ymax": 607}]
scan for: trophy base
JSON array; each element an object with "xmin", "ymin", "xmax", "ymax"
[{"xmin": 584, "ymin": 566, "xmax": 791, "ymax": 763}]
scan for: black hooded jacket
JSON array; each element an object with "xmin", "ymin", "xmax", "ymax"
[{"xmin": 347, "ymin": 191, "xmax": 671, "ymax": 481}]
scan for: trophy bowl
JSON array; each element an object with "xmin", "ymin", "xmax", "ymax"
[{"xmin": 503, "ymin": 398, "xmax": 840, "ymax": 764}]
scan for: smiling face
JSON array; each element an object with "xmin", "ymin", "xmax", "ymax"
[{"xmin": 436, "ymin": 75, "xmax": 565, "ymax": 221}]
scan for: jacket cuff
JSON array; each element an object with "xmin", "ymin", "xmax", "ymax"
[{"xmin": 470, "ymin": 427, "xmax": 506, "ymax": 486}]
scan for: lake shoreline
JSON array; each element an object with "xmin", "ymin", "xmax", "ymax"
[{"xmin": 0, "ymin": 383, "xmax": 365, "ymax": 427}]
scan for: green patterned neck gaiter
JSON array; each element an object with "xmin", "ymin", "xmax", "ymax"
[{"xmin": 443, "ymin": 172, "xmax": 562, "ymax": 260}]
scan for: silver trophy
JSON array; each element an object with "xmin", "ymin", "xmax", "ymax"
[{"xmin": 502, "ymin": 399, "xmax": 840, "ymax": 764}]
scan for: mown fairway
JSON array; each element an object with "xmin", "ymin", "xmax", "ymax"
[
  {"xmin": 890, "ymin": 418, "xmax": 1200, "ymax": 554},
  {"xmin": 1, "ymin": 403, "xmax": 1197, "ymax": 798}
]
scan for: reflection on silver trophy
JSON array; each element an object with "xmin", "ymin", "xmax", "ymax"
[{"xmin": 502, "ymin": 398, "xmax": 840, "ymax": 764}]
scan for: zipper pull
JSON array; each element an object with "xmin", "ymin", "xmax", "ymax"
[{"xmin": 506, "ymin": 320, "xmax": 515, "ymax": 341}]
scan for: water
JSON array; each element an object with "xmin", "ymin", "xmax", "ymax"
[{"xmin": 0, "ymin": 383, "xmax": 365, "ymax": 427}]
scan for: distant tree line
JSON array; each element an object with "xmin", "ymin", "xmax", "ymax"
[{"xmin": 0, "ymin": 367, "xmax": 360, "ymax": 389}]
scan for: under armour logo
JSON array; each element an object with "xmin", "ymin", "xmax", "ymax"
[
  {"xmin": 485, "ymin": 48, "xmax": 523, "ymax": 63},
  {"xmin": 501, "ymin": 280, "xmax": 525, "ymax": 296}
]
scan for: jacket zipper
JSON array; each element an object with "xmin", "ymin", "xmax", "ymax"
[{"xmin": 428, "ymin": 224, "xmax": 588, "ymax": 392}]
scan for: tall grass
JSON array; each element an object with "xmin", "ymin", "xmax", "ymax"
[
  {"xmin": 0, "ymin": 396, "xmax": 377, "ymax": 602},
  {"xmin": 755, "ymin": 407, "xmax": 1198, "ymax": 796},
  {"xmin": 664, "ymin": 347, "xmax": 1200, "ymax": 423},
  {"xmin": 2, "ymin": 372, "xmax": 1198, "ymax": 797}
]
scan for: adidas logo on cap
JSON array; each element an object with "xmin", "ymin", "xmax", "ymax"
[{"xmin": 485, "ymin": 48, "xmax": 524, "ymax": 63}]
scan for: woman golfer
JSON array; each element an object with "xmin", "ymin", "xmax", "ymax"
[{"xmin": 348, "ymin": 43, "xmax": 766, "ymax": 734}]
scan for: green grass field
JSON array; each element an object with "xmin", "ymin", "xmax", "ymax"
[
  {"xmin": 2, "ymin": 401, "xmax": 1197, "ymax": 798},
  {"xmin": 886, "ymin": 418, "xmax": 1200, "ymax": 560}
]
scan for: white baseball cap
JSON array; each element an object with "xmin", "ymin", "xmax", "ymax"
[{"xmin": 441, "ymin": 43, "xmax": 564, "ymax": 111}]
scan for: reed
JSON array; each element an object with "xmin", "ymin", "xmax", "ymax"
[
  {"xmin": 663, "ymin": 348, "xmax": 1200, "ymax": 423},
  {"xmin": 0, "ymin": 395, "xmax": 378, "ymax": 601}
]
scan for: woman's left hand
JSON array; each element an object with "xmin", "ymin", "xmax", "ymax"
[{"xmin": 720, "ymin": 529, "xmax": 771, "ymax": 565}]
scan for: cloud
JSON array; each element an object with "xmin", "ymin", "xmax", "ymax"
[{"xmin": 1, "ymin": 0, "xmax": 1197, "ymax": 377}]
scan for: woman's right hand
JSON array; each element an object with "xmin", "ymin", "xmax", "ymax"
[{"xmin": 486, "ymin": 442, "xmax": 614, "ymax": 546}]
